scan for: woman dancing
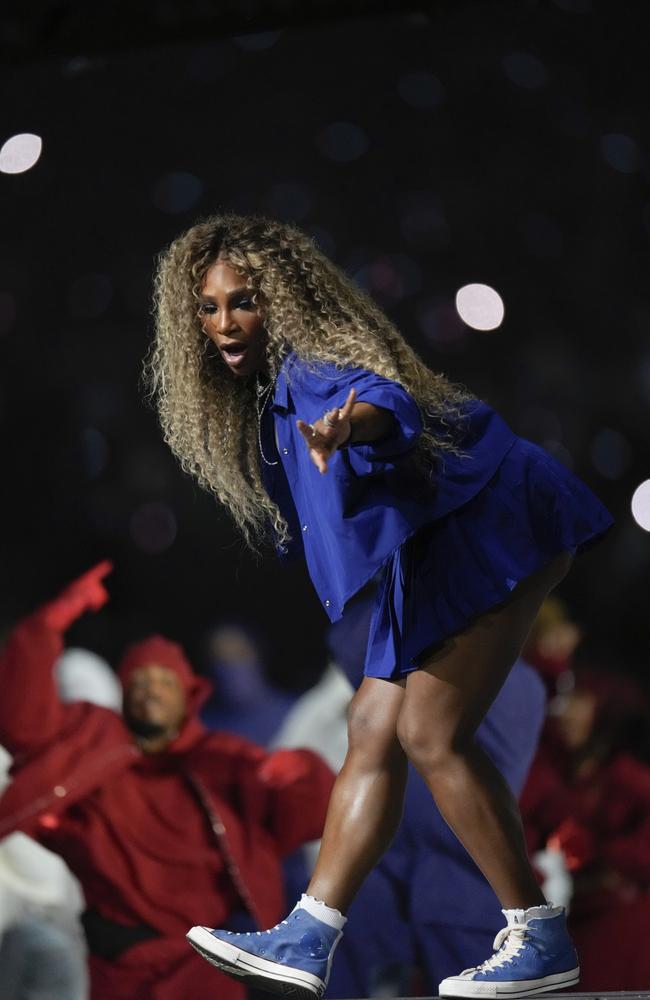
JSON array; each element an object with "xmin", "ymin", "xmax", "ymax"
[{"xmin": 147, "ymin": 213, "xmax": 614, "ymax": 998}]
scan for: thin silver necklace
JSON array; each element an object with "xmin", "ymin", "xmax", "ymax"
[{"xmin": 255, "ymin": 374, "xmax": 279, "ymax": 466}]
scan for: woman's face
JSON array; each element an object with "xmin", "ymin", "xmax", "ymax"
[{"xmin": 199, "ymin": 257, "xmax": 267, "ymax": 378}]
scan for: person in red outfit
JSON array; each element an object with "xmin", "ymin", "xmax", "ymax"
[
  {"xmin": 521, "ymin": 667, "xmax": 650, "ymax": 990},
  {"xmin": 0, "ymin": 562, "xmax": 334, "ymax": 1000}
]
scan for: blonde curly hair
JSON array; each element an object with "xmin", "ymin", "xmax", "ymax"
[{"xmin": 145, "ymin": 212, "xmax": 476, "ymax": 551}]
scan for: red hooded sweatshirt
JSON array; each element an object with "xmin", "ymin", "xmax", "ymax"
[{"xmin": 0, "ymin": 614, "xmax": 334, "ymax": 1000}]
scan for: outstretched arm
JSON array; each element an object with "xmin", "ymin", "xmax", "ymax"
[
  {"xmin": 257, "ymin": 748, "xmax": 336, "ymax": 855},
  {"xmin": 0, "ymin": 561, "xmax": 112, "ymax": 756}
]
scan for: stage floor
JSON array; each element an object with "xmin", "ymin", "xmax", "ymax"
[{"xmin": 379, "ymin": 994, "xmax": 650, "ymax": 1000}]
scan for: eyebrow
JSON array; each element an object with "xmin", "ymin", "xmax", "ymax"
[{"xmin": 200, "ymin": 286, "xmax": 251, "ymax": 302}]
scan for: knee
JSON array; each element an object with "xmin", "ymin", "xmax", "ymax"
[
  {"xmin": 396, "ymin": 709, "xmax": 468, "ymax": 779},
  {"xmin": 346, "ymin": 691, "xmax": 400, "ymax": 762}
]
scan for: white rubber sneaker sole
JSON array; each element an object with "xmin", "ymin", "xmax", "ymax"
[
  {"xmin": 186, "ymin": 925, "xmax": 326, "ymax": 1000},
  {"xmin": 439, "ymin": 966, "xmax": 580, "ymax": 997}
]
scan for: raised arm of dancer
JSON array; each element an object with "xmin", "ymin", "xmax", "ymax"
[{"xmin": 0, "ymin": 561, "xmax": 112, "ymax": 755}]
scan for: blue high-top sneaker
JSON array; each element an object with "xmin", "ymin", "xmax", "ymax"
[
  {"xmin": 439, "ymin": 905, "xmax": 580, "ymax": 997},
  {"xmin": 187, "ymin": 897, "xmax": 345, "ymax": 1000}
]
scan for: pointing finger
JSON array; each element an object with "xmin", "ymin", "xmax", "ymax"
[
  {"xmin": 339, "ymin": 388, "xmax": 357, "ymax": 420},
  {"xmin": 92, "ymin": 560, "xmax": 114, "ymax": 579}
]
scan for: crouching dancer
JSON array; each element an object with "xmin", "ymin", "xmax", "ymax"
[
  {"xmin": 0, "ymin": 561, "xmax": 334, "ymax": 1000},
  {"xmin": 148, "ymin": 213, "xmax": 615, "ymax": 998}
]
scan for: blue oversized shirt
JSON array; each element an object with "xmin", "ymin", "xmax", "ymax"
[{"xmin": 260, "ymin": 351, "xmax": 517, "ymax": 623}]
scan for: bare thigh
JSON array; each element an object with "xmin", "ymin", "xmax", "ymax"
[{"xmin": 399, "ymin": 549, "xmax": 574, "ymax": 749}]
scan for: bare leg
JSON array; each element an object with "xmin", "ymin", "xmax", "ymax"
[
  {"xmin": 397, "ymin": 550, "xmax": 574, "ymax": 909},
  {"xmin": 307, "ymin": 675, "xmax": 408, "ymax": 913}
]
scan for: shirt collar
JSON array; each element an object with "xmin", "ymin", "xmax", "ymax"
[{"xmin": 270, "ymin": 351, "xmax": 296, "ymax": 413}]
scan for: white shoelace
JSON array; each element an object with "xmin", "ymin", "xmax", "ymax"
[
  {"xmin": 461, "ymin": 924, "xmax": 528, "ymax": 976},
  {"xmin": 226, "ymin": 918, "xmax": 291, "ymax": 937}
]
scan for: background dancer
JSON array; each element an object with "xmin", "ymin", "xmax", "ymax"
[
  {"xmin": 149, "ymin": 212, "xmax": 615, "ymax": 998},
  {"xmin": 0, "ymin": 561, "xmax": 334, "ymax": 1000}
]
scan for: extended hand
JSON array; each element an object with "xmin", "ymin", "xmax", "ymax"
[
  {"xmin": 258, "ymin": 749, "xmax": 309, "ymax": 787},
  {"xmin": 296, "ymin": 388, "xmax": 356, "ymax": 474},
  {"xmin": 40, "ymin": 560, "xmax": 113, "ymax": 632}
]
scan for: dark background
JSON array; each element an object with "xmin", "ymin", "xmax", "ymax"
[{"xmin": 1, "ymin": 0, "xmax": 648, "ymax": 685}]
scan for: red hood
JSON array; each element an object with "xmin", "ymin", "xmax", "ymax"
[{"xmin": 117, "ymin": 634, "xmax": 212, "ymax": 753}]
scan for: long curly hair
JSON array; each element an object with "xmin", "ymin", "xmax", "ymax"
[{"xmin": 145, "ymin": 212, "xmax": 476, "ymax": 551}]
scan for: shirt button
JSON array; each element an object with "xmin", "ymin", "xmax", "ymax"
[
  {"xmin": 282, "ymin": 448, "xmax": 288, "ymax": 455},
  {"xmin": 302, "ymin": 524, "xmax": 308, "ymax": 532},
  {"xmin": 53, "ymin": 785, "xmax": 67, "ymax": 798},
  {"xmin": 324, "ymin": 599, "xmax": 331, "ymax": 608}
]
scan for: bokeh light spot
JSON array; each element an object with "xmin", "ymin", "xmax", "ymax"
[
  {"xmin": 631, "ymin": 480, "xmax": 650, "ymax": 532},
  {"xmin": 130, "ymin": 501, "xmax": 177, "ymax": 554},
  {"xmin": 397, "ymin": 72, "xmax": 445, "ymax": 109},
  {"xmin": 0, "ymin": 133, "xmax": 42, "ymax": 174},
  {"xmin": 600, "ymin": 133, "xmax": 639, "ymax": 174},
  {"xmin": 502, "ymin": 52, "xmax": 548, "ymax": 89},
  {"xmin": 316, "ymin": 122, "xmax": 369, "ymax": 163},
  {"xmin": 153, "ymin": 172, "xmax": 204, "ymax": 213},
  {"xmin": 455, "ymin": 283, "xmax": 505, "ymax": 331}
]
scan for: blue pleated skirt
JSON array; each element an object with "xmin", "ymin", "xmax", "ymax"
[{"xmin": 364, "ymin": 437, "xmax": 615, "ymax": 679}]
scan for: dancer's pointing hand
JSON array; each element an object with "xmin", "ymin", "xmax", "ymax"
[
  {"xmin": 40, "ymin": 560, "xmax": 113, "ymax": 632},
  {"xmin": 296, "ymin": 388, "xmax": 357, "ymax": 474}
]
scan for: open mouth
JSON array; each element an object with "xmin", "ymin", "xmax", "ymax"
[{"xmin": 220, "ymin": 343, "xmax": 248, "ymax": 368}]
